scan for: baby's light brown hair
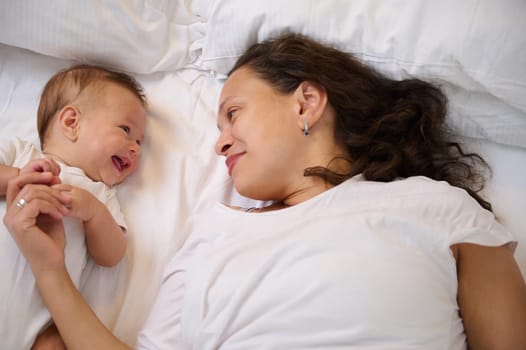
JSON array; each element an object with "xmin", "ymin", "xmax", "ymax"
[{"xmin": 37, "ymin": 64, "xmax": 146, "ymax": 149}]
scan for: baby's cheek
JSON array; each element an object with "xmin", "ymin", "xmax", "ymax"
[{"xmin": 131, "ymin": 161, "xmax": 140, "ymax": 175}]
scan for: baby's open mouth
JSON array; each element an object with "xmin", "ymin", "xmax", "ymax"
[{"xmin": 112, "ymin": 156, "xmax": 129, "ymax": 171}]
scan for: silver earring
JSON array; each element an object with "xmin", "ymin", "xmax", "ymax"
[{"xmin": 303, "ymin": 119, "xmax": 309, "ymax": 136}]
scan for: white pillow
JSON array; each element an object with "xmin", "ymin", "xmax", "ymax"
[
  {"xmin": 196, "ymin": 0, "xmax": 526, "ymax": 148},
  {"xmin": 0, "ymin": 0, "xmax": 205, "ymax": 74}
]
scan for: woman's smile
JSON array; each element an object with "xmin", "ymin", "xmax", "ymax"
[{"xmin": 225, "ymin": 152, "xmax": 245, "ymax": 176}]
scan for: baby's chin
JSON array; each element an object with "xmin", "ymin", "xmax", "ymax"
[
  {"xmin": 105, "ymin": 178, "xmax": 125, "ymax": 187},
  {"xmin": 106, "ymin": 172, "xmax": 137, "ymax": 187},
  {"xmin": 98, "ymin": 175, "xmax": 124, "ymax": 187}
]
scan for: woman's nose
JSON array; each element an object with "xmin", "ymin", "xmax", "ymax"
[{"xmin": 215, "ymin": 130, "xmax": 233, "ymax": 156}]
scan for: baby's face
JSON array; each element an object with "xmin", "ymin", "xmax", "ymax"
[{"xmin": 75, "ymin": 83, "xmax": 147, "ymax": 186}]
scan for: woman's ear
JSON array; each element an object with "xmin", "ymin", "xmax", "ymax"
[
  {"xmin": 294, "ymin": 81, "xmax": 328, "ymax": 133},
  {"xmin": 57, "ymin": 105, "xmax": 81, "ymax": 142}
]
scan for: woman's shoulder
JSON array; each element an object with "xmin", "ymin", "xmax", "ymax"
[
  {"xmin": 336, "ymin": 175, "xmax": 474, "ymax": 206},
  {"xmin": 390, "ymin": 177, "xmax": 514, "ymax": 244},
  {"xmin": 337, "ymin": 176, "xmax": 497, "ymax": 229},
  {"xmin": 386, "ymin": 176, "xmax": 489, "ymax": 215}
]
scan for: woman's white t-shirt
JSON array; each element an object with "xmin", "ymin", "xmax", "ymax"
[{"xmin": 137, "ymin": 175, "xmax": 515, "ymax": 350}]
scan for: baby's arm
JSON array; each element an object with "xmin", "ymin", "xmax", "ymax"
[
  {"xmin": 53, "ymin": 184, "xmax": 127, "ymax": 267},
  {"xmin": 0, "ymin": 163, "xmax": 19, "ymax": 195},
  {"xmin": 1, "ymin": 158, "xmax": 61, "ymax": 195}
]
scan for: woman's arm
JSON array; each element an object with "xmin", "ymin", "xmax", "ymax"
[
  {"xmin": 3, "ymin": 172, "xmax": 131, "ymax": 350},
  {"xmin": 455, "ymin": 243, "xmax": 526, "ymax": 350},
  {"xmin": 35, "ymin": 266, "xmax": 130, "ymax": 350}
]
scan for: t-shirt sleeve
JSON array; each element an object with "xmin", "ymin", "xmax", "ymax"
[
  {"xmin": 0, "ymin": 138, "xmax": 19, "ymax": 165},
  {"xmin": 102, "ymin": 188, "xmax": 127, "ymax": 232},
  {"xmin": 440, "ymin": 186, "xmax": 516, "ymax": 251}
]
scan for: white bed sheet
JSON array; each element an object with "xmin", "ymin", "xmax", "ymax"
[{"xmin": 1, "ymin": 1, "xmax": 526, "ymax": 346}]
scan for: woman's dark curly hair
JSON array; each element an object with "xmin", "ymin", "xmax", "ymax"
[{"xmin": 230, "ymin": 32, "xmax": 492, "ymax": 211}]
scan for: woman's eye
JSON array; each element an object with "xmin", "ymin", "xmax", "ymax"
[
  {"xmin": 120, "ymin": 125, "xmax": 130, "ymax": 134},
  {"xmin": 227, "ymin": 109, "xmax": 237, "ymax": 120}
]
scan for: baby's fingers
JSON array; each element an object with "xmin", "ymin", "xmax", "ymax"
[{"xmin": 21, "ymin": 158, "xmax": 61, "ymax": 176}]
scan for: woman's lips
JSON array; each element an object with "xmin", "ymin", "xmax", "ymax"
[{"xmin": 225, "ymin": 152, "xmax": 245, "ymax": 176}]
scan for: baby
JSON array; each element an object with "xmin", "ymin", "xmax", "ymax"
[{"xmin": 0, "ymin": 64, "xmax": 147, "ymax": 350}]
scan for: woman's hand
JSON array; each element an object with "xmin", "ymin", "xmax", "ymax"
[{"xmin": 3, "ymin": 171, "xmax": 70, "ymax": 275}]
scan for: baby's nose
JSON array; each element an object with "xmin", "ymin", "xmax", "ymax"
[{"xmin": 130, "ymin": 142, "xmax": 141, "ymax": 158}]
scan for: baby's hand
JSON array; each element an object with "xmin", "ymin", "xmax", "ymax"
[
  {"xmin": 20, "ymin": 158, "xmax": 61, "ymax": 186},
  {"xmin": 51, "ymin": 184, "xmax": 99, "ymax": 222}
]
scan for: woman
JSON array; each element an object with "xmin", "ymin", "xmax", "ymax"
[{"xmin": 5, "ymin": 33, "xmax": 526, "ymax": 349}]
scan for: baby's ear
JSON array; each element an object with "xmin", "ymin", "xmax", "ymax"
[{"xmin": 57, "ymin": 105, "xmax": 81, "ymax": 141}]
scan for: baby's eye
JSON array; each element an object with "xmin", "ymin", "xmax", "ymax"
[
  {"xmin": 136, "ymin": 139, "xmax": 142, "ymax": 146},
  {"xmin": 120, "ymin": 125, "xmax": 130, "ymax": 134}
]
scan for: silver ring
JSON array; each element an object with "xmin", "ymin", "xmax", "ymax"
[{"xmin": 16, "ymin": 198, "xmax": 27, "ymax": 208}]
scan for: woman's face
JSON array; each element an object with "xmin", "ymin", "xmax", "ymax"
[{"xmin": 215, "ymin": 66, "xmax": 306, "ymax": 201}]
